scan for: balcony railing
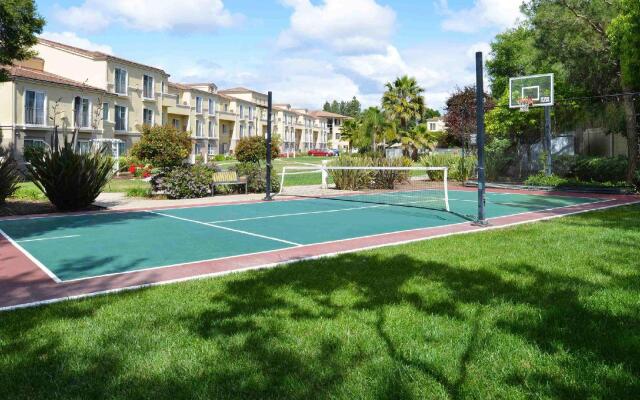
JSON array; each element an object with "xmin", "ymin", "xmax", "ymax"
[{"xmin": 25, "ymin": 108, "xmax": 45, "ymax": 125}]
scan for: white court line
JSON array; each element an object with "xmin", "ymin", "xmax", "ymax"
[
  {"xmin": 17, "ymin": 235, "xmax": 81, "ymax": 243},
  {"xmin": 146, "ymin": 210, "xmax": 302, "ymax": 247},
  {"xmin": 0, "ymin": 227, "xmax": 62, "ymax": 283}
]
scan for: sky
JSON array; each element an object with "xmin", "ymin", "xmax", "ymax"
[{"xmin": 35, "ymin": 0, "xmax": 525, "ymax": 111}]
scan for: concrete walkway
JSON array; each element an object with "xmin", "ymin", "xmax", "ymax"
[{"xmin": 94, "ymin": 192, "xmax": 268, "ymax": 210}]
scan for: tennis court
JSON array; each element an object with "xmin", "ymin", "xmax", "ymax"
[{"xmin": 0, "ymin": 189, "xmax": 605, "ymax": 283}]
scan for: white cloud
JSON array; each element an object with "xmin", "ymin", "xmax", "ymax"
[
  {"xmin": 54, "ymin": 0, "xmax": 240, "ymax": 33},
  {"xmin": 439, "ymin": 0, "xmax": 524, "ymax": 33},
  {"xmin": 39, "ymin": 31, "xmax": 113, "ymax": 54},
  {"xmin": 277, "ymin": 0, "xmax": 396, "ymax": 55}
]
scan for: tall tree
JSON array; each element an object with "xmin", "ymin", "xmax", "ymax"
[
  {"xmin": 382, "ymin": 75, "xmax": 425, "ymax": 135},
  {"xmin": 444, "ymin": 86, "xmax": 495, "ymax": 149},
  {"xmin": 525, "ymin": 0, "xmax": 638, "ymax": 182},
  {"xmin": 360, "ymin": 107, "xmax": 390, "ymax": 151},
  {"xmin": 400, "ymin": 124, "xmax": 437, "ymax": 161},
  {"xmin": 0, "ymin": 0, "xmax": 45, "ymax": 82},
  {"xmin": 322, "ymin": 101, "xmax": 331, "ymax": 112},
  {"xmin": 422, "ymin": 108, "xmax": 441, "ymax": 120},
  {"xmin": 608, "ymin": 0, "xmax": 640, "ymax": 181}
]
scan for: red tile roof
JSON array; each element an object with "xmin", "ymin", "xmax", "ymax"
[{"xmin": 5, "ymin": 65, "xmax": 106, "ymax": 92}]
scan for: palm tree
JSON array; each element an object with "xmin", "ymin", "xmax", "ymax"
[
  {"xmin": 360, "ymin": 107, "xmax": 391, "ymax": 152},
  {"xmin": 339, "ymin": 119, "xmax": 361, "ymax": 152},
  {"xmin": 382, "ymin": 76, "xmax": 426, "ymax": 135},
  {"xmin": 399, "ymin": 124, "xmax": 436, "ymax": 161}
]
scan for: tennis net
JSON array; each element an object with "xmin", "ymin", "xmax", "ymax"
[{"xmin": 278, "ymin": 165, "xmax": 450, "ymax": 212}]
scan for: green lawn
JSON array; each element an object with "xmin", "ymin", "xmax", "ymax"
[
  {"xmin": 11, "ymin": 179, "xmax": 151, "ymax": 200},
  {"xmin": 1, "ymin": 205, "xmax": 638, "ymax": 399}
]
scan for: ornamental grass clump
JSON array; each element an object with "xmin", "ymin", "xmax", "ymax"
[
  {"xmin": 0, "ymin": 148, "xmax": 20, "ymax": 204},
  {"xmin": 25, "ymin": 139, "xmax": 114, "ymax": 211}
]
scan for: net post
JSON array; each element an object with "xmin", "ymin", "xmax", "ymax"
[
  {"xmin": 264, "ymin": 91, "xmax": 273, "ymax": 201},
  {"xmin": 279, "ymin": 166, "xmax": 286, "ymax": 195},
  {"xmin": 321, "ymin": 160, "xmax": 329, "ymax": 189},
  {"xmin": 475, "ymin": 52, "xmax": 489, "ymax": 226},
  {"xmin": 443, "ymin": 167, "xmax": 450, "ymax": 212}
]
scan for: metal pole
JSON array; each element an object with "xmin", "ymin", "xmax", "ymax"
[
  {"xmin": 475, "ymin": 52, "xmax": 488, "ymax": 225},
  {"xmin": 264, "ymin": 91, "xmax": 273, "ymax": 201},
  {"xmin": 544, "ymin": 106, "xmax": 552, "ymax": 176}
]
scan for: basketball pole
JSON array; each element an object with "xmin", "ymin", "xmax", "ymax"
[
  {"xmin": 544, "ymin": 106, "xmax": 552, "ymax": 176},
  {"xmin": 264, "ymin": 91, "xmax": 273, "ymax": 201},
  {"xmin": 475, "ymin": 52, "xmax": 488, "ymax": 226}
]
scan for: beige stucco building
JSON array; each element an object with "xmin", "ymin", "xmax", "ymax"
[{"xmin": 0, "ymin": 38, "xmax": 350, "ymax": 163}]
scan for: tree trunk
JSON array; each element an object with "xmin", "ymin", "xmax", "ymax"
[{"xmin": 622, "ymin": 91, "xmax": 638, "ymax": 183}]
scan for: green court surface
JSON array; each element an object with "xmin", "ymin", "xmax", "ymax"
[{"xmin": 0, "ymin": 190, "xmax": 600, "ymax": 282}]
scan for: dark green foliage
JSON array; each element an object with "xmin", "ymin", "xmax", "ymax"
[
  {"xmin": 0, "ymin": 148, "xmax": 20, "ymax": 203},
  {"xmin": 485, "ymin": 138, "xmax": 513, "ymax": 181},
  {"xmin": 163, "ymin": 165, "xmax": 216, "ymax": 199},
  {"xmin": 24, "ymin": 140, "xmax": 114, "ymax": 211},
  {"xmin": 422, "ymin": 107, "xmax": 441, "ymax": 120},
  {"xmin": 328, "ymin": 155, "xmax": 412, "ymax": 190},
  {"xmin": 524, "ymin": 173, "xmax": 572, "ymax": 187},
  {"xmin": 572, "ymin": 156, "xmax": 628, "ymax": 183},
  {"xmin": 322, "ymin": 96, "xmax": 362, "ymax": 118},
  {"xmin": 130, "ymin": 125, "xmax": 192, "ymax": 168},
  {"xmin": 233, "ymin": 162, "xmax": 280, "ymax": 194},
  {"xmin": 0, "ymin": 0, "xmax": 45, "ymax": 82},
  {"xmin": 234, "ymin": 136, "xmax": 279, "ymax": 164}
]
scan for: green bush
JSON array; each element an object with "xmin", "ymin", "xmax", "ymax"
[
  {"xmin": 420, "ymin": 152, "xmax": 477, "ymax": 182},
  {"xmin": 524, "ymin": 173, "xmax": 569, "ymax": 187},
  {"xmin": 327, "ymin": 155, "xmax": 412, "ymax": 190},
  {"xmin": 485, "ymin": 138, "xmax": 512, "ymax": 181},
  {"xmin": 233, "ymin": 162, "xmax": 280, "ymax": 194},
  {"xmin": 163, "ymin": 165, "xmax": 216, "ymax": 199},
  {"xmin": 12, "ymin": 183, "xmax": 46, "ymax": 201},
  {"xmin": 572, "ymin": 156, "xmax": 628, "ymax": 183},
  {"xmin": 0, "ymin": 148, "xmax": 20, "ymax": 203},
  {"xmin": 24, "ymin": 140, "xmax": 114, "ymax": 211},
  {"xmin": 130, "ymin": 125, "xmax": 191, "ymax": 168},
  {"xmin": 235, "ymin": 136, "xmax": 280, "ymax": 163}
]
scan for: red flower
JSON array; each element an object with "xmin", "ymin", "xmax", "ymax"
[{"xmin": 129, "ymin": 165, "xmax": 136, "ymax": 174}]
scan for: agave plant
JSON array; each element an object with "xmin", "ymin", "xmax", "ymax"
[
  {"xmin": 0, "ymin": 148, "xmax": 20, "ymax": 204},
  {"xmin": 25, "ymin": 137, "xmax": 114, "ymax": 211}
]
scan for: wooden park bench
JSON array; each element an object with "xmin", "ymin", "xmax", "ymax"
[{"xmin": 211, "ymin": 171, "xmax": 247, "ymax": 195}]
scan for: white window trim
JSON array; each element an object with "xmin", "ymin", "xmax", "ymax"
[
  {"xmin": 196, "ymin": 120, "xmax": 203, "ymax": 137},
  {"xmin": 103, "ymin": 102, "xmax": 110, "ymax": 122},
  {"xmin": 114, "ymin": 67, "xmax": 128, "ymax": 96},
  {"xmin": 196, "ymin": 97, "xmax": 203, "ymax": 114},
  {"xmin": 115, "ymin": 105, "xmax": 128, "ymax": 132},
  {"xmin": 208, "ymin": 98, "xmax": 215, "ymax": 115},
  {"xmin": 143, "ymin": 75, "xmax": 154, "ymax": 100},
  {"xmin": 208, "ymin": 143, "xmax": 215, "ymax": 155},
  {"xmin": 74, "ymin": 96, "xmax": 92, "ymax": 128},
  {"xmin": 24, "ymin": 88, "xmax": 47, "ymax": 127}
]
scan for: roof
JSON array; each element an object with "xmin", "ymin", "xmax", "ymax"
[
  {"xmin": 37, "ymin": 38, "xmax": 169, "ymax": 76},
  {"xmin": 309, "ymin": 110, "xmax": 351, "ymax": 119},
  {"xmin": 5, "ymin": 65, "xmax": 106, "ymax": 92},
  {"xmin": 219, "ymin": 87, "xmax": 267, "ymax": 96}
]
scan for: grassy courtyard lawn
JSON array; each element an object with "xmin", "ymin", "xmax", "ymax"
[
  {"xmin": 1, "ymin": 205, "xmax": 639, "ymax": 399},
  {"xmin": 11, "ymin": 179, "xmax": 151, "ymax": 200}
]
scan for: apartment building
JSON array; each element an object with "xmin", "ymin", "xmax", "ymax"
[
  {"xmin": 0, "ymin": 58, "xmax": 115, "ymax": 159},
  {"xmin": 0, "ymin": 38, "xmax": 351, "ymax": 162},
  {"xmin": 426, "ymin": 117, "xmax": 446, "ymax": 132}
]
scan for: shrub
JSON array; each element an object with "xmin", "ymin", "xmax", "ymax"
[
  {"xmin": 163, "ymin": 165, "xmax": 216, "ymax": 199},
  {"xmin": 130, "ymin": 125, "xmax": 191, "ymax": 168},
  {"xmin": 572, "ymin": 156, "xmax": 628, "ymax": 183},
  {"xmin": 485, "ymin": 138, "xmax": 512, "ymax": 181},
  {"xmin": 24, "ymin": 140, "xmax": 114, "ymax": 211},
  {"xmin": 126, "ymin": 187, "xmax": 152, "ymax": 198},
  {"xmin": 0, "ymin": 148, "xmax": 20, "ymax": 204},
  {"xmin": 421, "ymin": 152, "xmax": 477, "ymax": 182},
  {"xmin": 524, "ymin": 173, "xmax": 569, "ymax": 187},
  {"xmin": 233, "ymin": 162, "xmax": 280, "ymax": 193},
  {"xmin": 235, "ymin": 136, "xmax": 280, "ymax": 163},
  {"xmin": 328, "ymin": 155, "xmax": 412, "ymax": 190},
  {"xmin": 371, "ymin": 156, "xmax": 412, "ymax": 189}
]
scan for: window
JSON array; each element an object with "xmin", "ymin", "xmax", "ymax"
[
  {"xmin": 118, "ymin": 142, "xmax": 127, "ymax": 156},
  {"xmin": 429, "ymin": 122, "xmax": 437, "ymax": 131},
  {"xmin": 25, "ymin": 90, "xmax": 45, "ymax": 125},
  {"xmin": 239, "ymin": 105, "xmax": 244, "ymax": 118},
  {"xmin": 114, "ymin": 68, "xmax": 127, "ymax": 95},
  {"xmin": 102, "ymin": 103, "xmax": 109, "ymax": 122},
  {"xmin": 222, "ymin": 124, "xmax": 227, "ymax": 135},
  {"xmin": 143, "ymin": 75, "xmax": 154, "ymax": 99},
  {"xmin": 239, "ymin": 125, "xmax": 244, "ymax": 137},
  {"xmin": 196, "ymin": 120, "xmax": 203, "ymax": 137},
  {"xmin": 23, "ymin": 138, "xmax": 46, "ymax": 149},
  {"xmin": 176, "ymin": 93, "xmax": 180, "ymax": 105},
  {"xmin": 74, "ymin": 97, "xmax": 91, "ymax": 128},
  {"xmin": 224, "ymin": 103, "xmax": 229, "ymax": 112},
  {"xmin": 208, "ymin": 120, "xmax": 214, "ymax": 137},
  {"xmin": 248, "ymin": 125, "xmax": 253, "ymax": 136},
  {"xmin": 248, "ymin": 107, "xmax": 253, "ymax": 119},
  {"xmin": 115, "ymin": 105, "xmax": 127, "ymax": 131},
  {"xmin": 208, "ymin": 99, "xmax": 215, "ymax": 115},
  {"xmin": 195, "ymin": 143, "xmax": 201, "ymax": 154},
  {"xmin": 208, "ymin": 143, "xmax": 215, "ymax": 155},
  {"xmin": 143, "ymin": 108, "xmax": 153, "ymax": 125},
  {"xmin": 196, "ymin": 97, "xmax": 202, "ymax": 113},
  {"xmin": 172, "ymin": 118, "xmax": 180, "ymax": 130},
  {"xmin": 77, "ymin": 140, "xmax": 91, "ymax": 154}
]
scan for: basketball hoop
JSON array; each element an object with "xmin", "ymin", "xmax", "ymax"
[{"xmin": 517, "ymin": 97, "xmax": 534, "ymax": 112}]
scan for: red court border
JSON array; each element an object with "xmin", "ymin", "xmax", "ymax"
[{"xmin": 1, "ymin": 189, "xmax": 638, "ymax": 311}]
